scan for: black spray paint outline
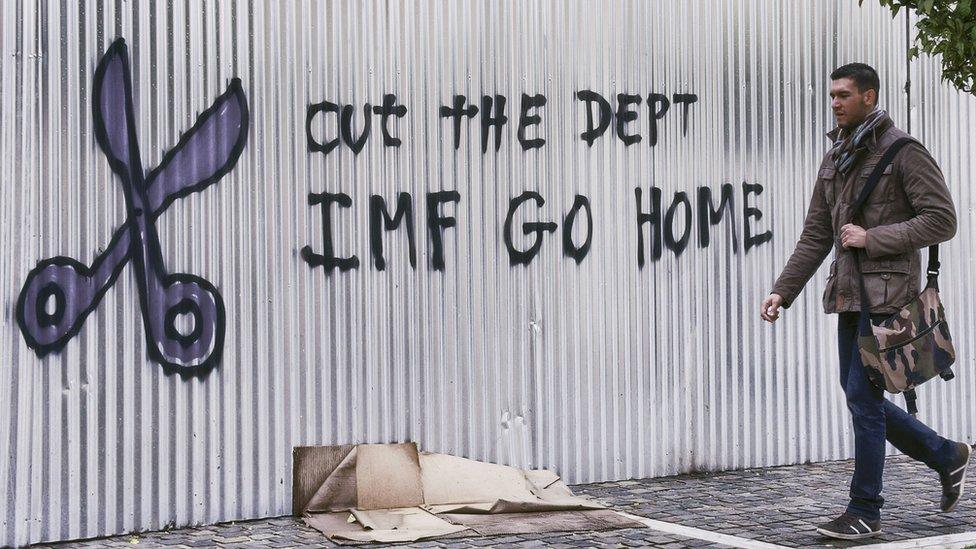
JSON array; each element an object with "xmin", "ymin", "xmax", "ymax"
[{"xmin": 15, "ymin": 38, "xmax": 249, "ymax": 377}]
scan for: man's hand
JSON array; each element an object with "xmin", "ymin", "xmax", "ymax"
[
  {"xmin": 761, "ymin": 293, "xmax": 785, "ymax": 323},
  {"xmin": 840, "ymin": 223, "xmax": 866, "ymax": 249}
]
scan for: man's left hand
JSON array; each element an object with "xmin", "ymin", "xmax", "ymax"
[{"xmin": 840, "ymin": 224, "xmax": 866, "ymax": 248}]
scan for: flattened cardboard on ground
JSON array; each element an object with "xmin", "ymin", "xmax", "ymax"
[
  {"xmin": 302, "ymin": 446, "xmax": 359, "ymax": 513},
  {"xmin": 425, "ymin": 497, "xmax": 605, "ymax": 514},
  {"xmin": 296, "ymin": 443, "xmax": 645, "ymax": 544},
  {"xmin": 340, "ymin": 508, "xmax": 467, "ymax": 543},
  {"xmin": 419, "ymin": 452, "xmax": 537, "ymax": 504},
  {"xmin": 303, "ymin": 511, "xmax": 471, "ymax": 545},
  {"xmin": 355, "ymin": 443, "xmax": 425, "ymax": 510},
  {"xmin": 303, "ymin": 512, "xmax": 363, "ymax": 539},
  {"xmin": 422, "ymin": 456, "xmax": 604, "ymax": 514},
  {"xmin": 292, "ymin": 445, "xmax": 355, "ymax": 515}
]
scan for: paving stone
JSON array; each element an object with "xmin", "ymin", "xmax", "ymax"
[{"xmin": 214, "ymin": 535, "xmax": 254, "ymax": 543}]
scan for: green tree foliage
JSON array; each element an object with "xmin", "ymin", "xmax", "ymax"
[{"xmin": 862, "ymin": 0, "xmax": 976, "ymax": 94}]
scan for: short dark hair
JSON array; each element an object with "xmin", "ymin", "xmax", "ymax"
[{"xmin": 830, "ymin": 63, "xmax": 880, "ymax": 99}]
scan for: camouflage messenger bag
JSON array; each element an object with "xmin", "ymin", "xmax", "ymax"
[{"xmin": 851, "ymin": 138, "xmax": 956, "ymax": 416}]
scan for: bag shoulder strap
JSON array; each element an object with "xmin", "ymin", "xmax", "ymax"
[
  {"xmin": 851, "ymin": 137, "xmax": 940, "ymax": 285},
  {"xmin": 851, "ymin": 138, "xmax": 918, "ymax": 333}
]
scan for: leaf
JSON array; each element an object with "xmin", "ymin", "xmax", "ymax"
[{"xmin": 957, "ymin": 0, "xmax": 972, "ymax": 16}]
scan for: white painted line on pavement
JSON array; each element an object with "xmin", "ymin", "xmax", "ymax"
[
  {"xmin": 616, "ymin": 511, "xmax": 789, "ymax": 549},
  {"xmin": 616, "ymin": 510, "xmax": 976, "ymax": 549},
  {"xmin": 862, "ymin": 531, "xmax": 976, "ymax": 548}
]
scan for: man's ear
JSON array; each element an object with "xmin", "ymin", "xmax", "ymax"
[{"xmin": 865, "ymin": 88, "xmax": 878, "ymax": 108}]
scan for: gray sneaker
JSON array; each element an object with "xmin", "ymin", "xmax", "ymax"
[
  {"xmin": 815, "ymin": 513, "xmax": 882, "ymax": 540},
  {"xmin": 940, "ymin": 441, "xmax": 973, "ymax": 512}
]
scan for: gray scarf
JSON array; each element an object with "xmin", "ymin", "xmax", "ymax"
[{"xmin": 831, "ymin": 108, "xmax": 892, "ymax": 174}]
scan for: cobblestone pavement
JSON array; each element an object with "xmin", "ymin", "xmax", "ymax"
[{"xmin": 39, "ymin": 454, "xmax": 976, "ymax": 548}]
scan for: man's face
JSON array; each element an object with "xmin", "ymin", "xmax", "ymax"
[{"xmin": 830, "ymin": 77, "xmax": 876, "ymax": 130}]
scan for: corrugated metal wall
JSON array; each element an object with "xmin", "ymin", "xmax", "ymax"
[{"xmin": 1, "ymin": 1, "xmax": 974, "ymax": 545}]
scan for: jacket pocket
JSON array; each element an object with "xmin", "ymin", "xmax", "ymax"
[
  {"xmin": 822, "ymin": 259, "xmax": 838, "ymax": 311},
  {"xmin": 819, "ymin": 166, "xmax": 837, "ymax": 206},
  {"xmin": 860, "ymin": 258, "xmax": 911, "ymax": 309},
  {"xmin": 856, "ymin": 163, "xmax": 895, "ymax": 204}
]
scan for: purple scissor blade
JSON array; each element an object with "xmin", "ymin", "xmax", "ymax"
[
  {"xmin": 146, "ymin": 79, "xmax": 249, "ymax": 212},
  {"xmin": 92, "ymin": 38, "xmax": 146, "ymax": 185}
]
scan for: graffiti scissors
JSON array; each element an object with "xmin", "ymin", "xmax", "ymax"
[{"xmin": 16, "ymin": 38, "xmax": 248, "ymax": 374}]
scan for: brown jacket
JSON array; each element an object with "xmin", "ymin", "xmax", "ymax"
[{"xmin": 771, "ymin": 121, "xmax": 956, "ymax": 314}]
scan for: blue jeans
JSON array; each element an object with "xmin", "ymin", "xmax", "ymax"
[{"xmin": 837, "ymin": 312, "xmax": 957, "ymax": 520}]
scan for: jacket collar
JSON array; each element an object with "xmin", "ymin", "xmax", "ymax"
[{"xmin": 826, "ymin": 116, "xmax": 894, "ymax": 153}]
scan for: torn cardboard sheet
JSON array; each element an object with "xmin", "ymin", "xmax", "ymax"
[
  {"xmin": 356, "ymin": 443, "xmax": 425, "ymax": 510},
  {"xmin": 300, "ymin": 446, "xmax": 358, "ymax": 513},
  {"xmin": 419, "ymin": 452, "xmax": 538, "ymax": 505},
  {"xmin": 295, "ymin": 443, "xmax": 645, "ymax": 544},
  {"xmin": 304, "ymin": 510, "xmax": 471, "ymax": 544},
  {"xmin": 327, "ymin": 508, "xmax": 467, "ymax": 543},
  {"xmin": 421, "ymin": 452, "xmax": 605, "ymax": 514}
]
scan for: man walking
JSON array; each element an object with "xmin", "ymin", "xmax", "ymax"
[{"xmin": 760, "ymin": 63, "xmax": 972, "ymax": 540}]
